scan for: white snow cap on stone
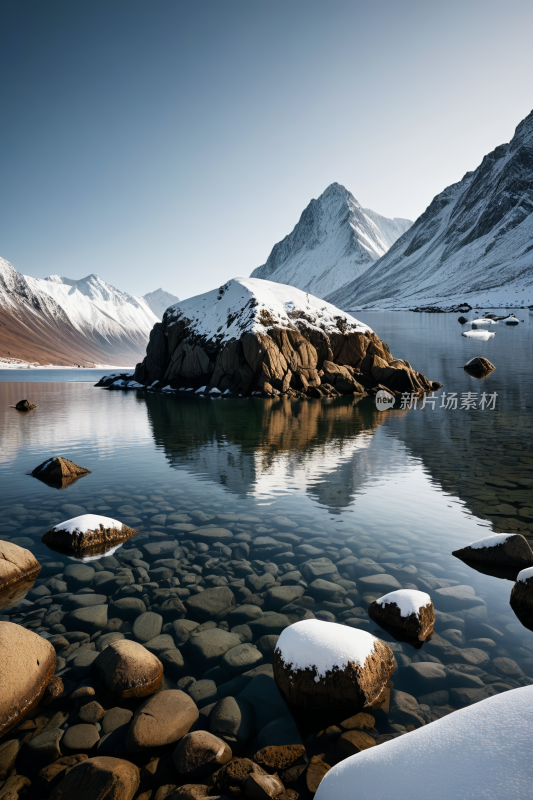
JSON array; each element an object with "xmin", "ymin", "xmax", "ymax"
[
  {"xmin": 471, "ymin": 318, "xmax": 496, "ymax": 327},
  {"xmin": 376, "ymin": 589, "xmax": 431, "ymax": 617},
  {"xmin": 517, "ymin": 566, "xmax": 533, "ymax": 583},
  {"xmin": 468, "ymin": 533, "xmax": 513, "ymax": 550},
  {"xmin": 461, "ymin": 329, "xmax": 495, "ymax": 340},
  {"xmin": 53, "ymin": 514, "xmax": 124, "ymax": 535},
  {"xmin": 275, "ymin": 619, "xmax": 378, "ymax": 680},
  {"xmin": 315, "ymin": 685, "xmax": 533, "ymax": 800}
]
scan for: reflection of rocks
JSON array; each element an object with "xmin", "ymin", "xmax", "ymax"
[
  {"xmin": 31, "ymin": 456, "xmax": 91, "ymax": 488},
  {"xmin": 0, "ymin": 622, "xmax": 56, "ymax": 734},
  {"xmin": 42, "ymin": 515, "xmax": 137, "ymax": 555},
  {"xmin": 145, "ymin": 393, "xmax": 406, "ymax": 505}
]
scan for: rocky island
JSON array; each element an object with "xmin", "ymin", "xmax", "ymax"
[{"xmin": 98, "ymin": 278, "xmax": 441, "ymax": 399}]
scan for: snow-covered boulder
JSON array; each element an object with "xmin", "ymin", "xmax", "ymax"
[
  {"xmin": 315, "ymin": 686, "xmax": 533, "ymax": 800},
  {"xmin": 471, "ymin": 318, "xmax": 496, "ymax": 328},
  {"xmin": 463, "ymin": 356, "xmax": 495, "ymax": 375},
  {"xmin": 42, "ymin": 514, "xmax": 137, "ymax": 555},
  {"xmin": 453, "ymin": 534, "xmax": 533, "ymax": 570},
  {"xmin": 510, "ymin": 566, "xmax": 533, "ymax": 611},
  {"xmin": 368, "ymin": 589, "xmax": 434, "ymax": 641},
  {"xmin": 273, "ymin": 620, "xmax": 395, "ymax": 713},
  {"xmin": 132, "ymin": 278, "xmax": 440, "ymax": 399},
  {"xmin": 502, "ymin": 315, "xmax": 520, "ymax": 325}
]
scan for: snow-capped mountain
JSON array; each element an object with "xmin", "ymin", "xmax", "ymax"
[
  {"xmin": 0, "ymin": 258, "xmax": 162, "ymax": 366},
  {"xmin": 143, "ymin": 288, "xmax": 180, "ymax": 319},
  {"xmin": 250, "ymin": 183, "xmax": 412, "ymax": 299},
  {"xmin": 328, "ymin": 110, "xmax": 533, "ymax": 310}
]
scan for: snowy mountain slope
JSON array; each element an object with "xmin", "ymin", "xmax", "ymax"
[
  {"xmin": 143, "ymin": 288, "xmax": 180, "ymax": 319},
  {"xmin": 328, "ymin": 110, "xmax": 533, "ymax": 310},
  {"xmin": 250, "ymin": 183, "xmax": 412, "ymax": 299},
  {"xmin": 0, "ymin": 258, "xmax": 159, "ymax": 366}
]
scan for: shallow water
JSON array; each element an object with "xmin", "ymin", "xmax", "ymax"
[{"xmin": 1, "ymin": 311, "xmax": 533, "ymax": 738}]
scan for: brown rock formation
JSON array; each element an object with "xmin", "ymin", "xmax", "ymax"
[
  {"xmin": 0, "ymin": 540, "xmax": 41, "ymax": 591},
  {"xmin": 42, "ymin": 517, "xmax": 137, "ymax": 555},
  {"xmin": 31, "ymin": 457, "xmax": 91, "ymax": 488},
  {"xmin": 368, "ymin": 593, "xmax": 435, "ymax": 642},
  {"xmin": 49, "ymin": 756, "xmax": 140, "ymax": 800},
  {"xmin": 464, "ymin": 356, "xmax": 496, "ymax": 377},
  {"xmin": 454, "ymin": 534, "xmax": 533, "ymax": 570},
  {"xmin": 14, "ymin": 399, "xmax": 36, "ymax": 411},
  {"xmin": 126, "ymin": 690, "xmax": 199, "ymax": 752},
  {"xmin": 0, "ymin": 622, "xmax": 56, "ymax": 735}
]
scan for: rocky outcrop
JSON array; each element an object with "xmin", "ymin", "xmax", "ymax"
[
  {"xmin": 15, "ymin": 399, "xmax": 36, "ymax": 411},
  {"xmin": 42, "ymin": 515, "xmax": 137, "ymax": 555},
  {"xmin": 454, "ymin": 534, "xmax": 533, "ymax": 570},
  {"xmin": 0, "ymin": 622, "xmax": 56, "ymax": 734},
  {"xmin": 31, "ymin": 457, "xmax": 91, "ymax": 488},
  {"xmin": 130, "ymin": 279, "xmax": 441, "ymax": 400},
  {"xmin": 464, "ymin": 356, "xmax": 495, "ymax": 377}
]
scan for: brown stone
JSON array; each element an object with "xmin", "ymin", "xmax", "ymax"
[
  {"xmin": 38, "ymin": 755, "xmax": 88, "ymax": 793},
  {"xmin": 253, "ymin": 745, "xmax": 307, "ymax": 774},
  {"xmin": 91, "ymin": 640, "xmax": 163, "ymax": 700},
  {"xmin": 173, "ymin": 730, "xmax": 232, "ymax": 778},
  {"xmin": 0, "ymin": 739, "xmax": 20, "ymax": 780},
  {"xmin": 0, "ymin": 540, "xmax": 41, "ymax": 590},
  {"xmin": 339, "ymin": 712, "xmax": 375, "ymax": 731},
  {"xmin": 273, "ymin": 623, "xmax": 395, "ymax": 713},
  {"xmin": 41, "ymin": 676, "xmax": 65, "ymax": 707},
  {"xmin": 169, "ymin": 786, "xmax": 211, "ymax": 800},
  {"xmin": 453, "ymin": 534, "xmax": 533, "ymax": 570},
  {"xmin": 211, "ymin": 758, "xmax": 267, "ymax": 797},
  {"xmin": 31, "ymin": 457, "xmax": 91, "ymax": 485},
  {"xmin": 336, "ymin": 730, "xmax": 376, "ymax": 758},
  {"xmin": 126, "ymin": 690, "xmax": 198, "ymax": 752},
  {"xmin": 42, "ymin": 517, "xmax": 137, "ymax": 555},
  {"xmin": 0, "ymin": 622, "xmax": 56, "ymax": 735},
  {"xmin": 15, "ymin": 399, "xmax": 36, "ymax": 410},
  {"xmin": 50, "ymin": 756, "xmax": 140, "ymax": 800},
  {"xmin": 464, "ymin": 356, "xmax": 495, "ymax": 374},
  {"xmin": 336, "ymin": 332, "xmax": 369, "ymax": 368},
  {"xmin": 305, "ymin": 756, "xmax": 331, "ymax": 794},
  {"xmin": 368, "ymin": 592, "xmax": 435, "ymax": 641},
  {"xmin": 244, "ymin": 771, "xmax": 285, "ymax": 798}
]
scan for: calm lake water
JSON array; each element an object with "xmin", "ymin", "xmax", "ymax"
[{"xmin": 1, "ymin": 311, "xmax": 532, "ymax": 737}]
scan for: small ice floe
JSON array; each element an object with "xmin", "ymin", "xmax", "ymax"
[
  {"xmin": 501, "ymin": 315, "xmax": 520, "ymax": 325},
  {"xmin": 368, "ymin": 589, "xmax": 434, "ymax": 641},
  {"xmin": 462, "ymin": 330, "xmax": 495, "ymax": 340},
  {"xmin": 273, "ymin": 619, "xmax": 395, "ymax": 712},
  {"xmin": 315, "ymin": 686, "xmax": 533, "ymax": 800},
  {"xmin": 453, "ymin": 533, "xmax": 533, "ymax": 569},
  {"xmin": 42, "ymin": 514, "xmax": 138, "ymax": 555}
]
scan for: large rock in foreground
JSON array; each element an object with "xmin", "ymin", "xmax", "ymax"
[
  {"xmin": 0, "ymin": 622, "xmax": 56, "ymax": 734},
  {"xmin": 315, "ymin": 686, "xmax": 533, "ymax": 800},
  {"xmin": 368, "ymin": 589, "xmax": 434, "ymax": 641},
  {"xmin": 453, "ymin": 534, "xmax": 533, "ymax": 570},
  {"xmin": 126, "ymin": 278, "xmax": 440, "ymax": 399},
  {"xmin": 91, "ymin": 640, "xmax": 163, "ymax": 700},
  {"xmin": 42, "ymin": 514, "xmax": 137, "ymax": 555},
  {"xmin": 273, "ymin": 620, "xmax": 394, "ymax": 713}
]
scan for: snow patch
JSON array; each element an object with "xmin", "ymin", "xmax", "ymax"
[
  {"xmin": 468, "ymin": 533, "xmax": 513, "ymax": 550},
  {"xmin": 275, "ymin": 619, "xmax": 377, "ymax": 680},
  {"xmin": 517, "ymin": 566, "xmax": 533, "ymax": 584},
  {"xmin": 462, "ymin": 330, "xmax": 495, "ymax": 340},
  {"xmin": 376, "ymin": 589, "xmax": 431, "ymax": 617},
  {"xmin": 53, "ymin": 514, "xmax": 124, "ymax": 535}
]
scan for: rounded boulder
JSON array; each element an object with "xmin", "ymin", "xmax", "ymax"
[
  {"xmin": 91, "ymin": 640, "xmax": 163, "ymax": 700},
  {"xmin": 126, "ymin": 690, "xmax": 199, "ymax": 752}
]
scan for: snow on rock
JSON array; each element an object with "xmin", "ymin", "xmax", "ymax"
[
  {"xmin": 517, "ymin": 566, "xmax": 533, "ymax": 584},
  {"xmin": 42, "ymin": 514, "xmax": 138, "ymax": 555},
  {"xmin": 273, "ymin": 620, "xmax": 395, "ymax": 712},
  {"xmin": 328, "ymin": 108, "xmax": 533, "ymax": 310},
  {"xmin": 316, "ymin": 686, "xmax": 533, "ymax": 800},
  {"xmin": 471, "ymin": 318, "xmax": 497, "ymax": 327},
  {"xmin": 375, "ymin": 589, "xmax": 431, "ymax": 617},
  {"xmin": 250, "ymin": 182, "xmax": 412, "ymax": 299},
  {"xmin": 469, "ymin": 534, "xmax": 513, "ymax": 549},
  {"xmin": 275, "ymin": 619, "xmax": 377, "ymax": 679},
  {"xmin": 462, "ymin": 330, "xmax": 495, "ymax": 340}
]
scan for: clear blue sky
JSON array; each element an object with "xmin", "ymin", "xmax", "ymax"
[{"xmin": 1, "ymin": 0, "xmax": 532, "ymax": 299}]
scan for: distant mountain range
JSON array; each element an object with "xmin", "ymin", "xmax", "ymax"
[
  {"xmin": 0, "ymin": 258, "xmax": 179, "ymax": 366},
  {"xmin": 251, "ymin": 183, "xmax": 412, "ymax": 298},
  {"xmin": 329, "ymin": 108, "xmax": 533, "ymax": 309}
]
